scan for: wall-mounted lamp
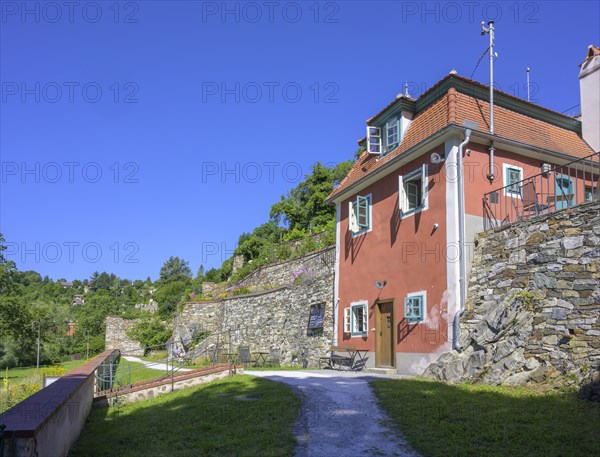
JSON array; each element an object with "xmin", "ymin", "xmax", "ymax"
[
  {"xmin": 541, "ymin": 163, "xmax": 552, "ymax": 175},
  {"xmin": 430, "ymin": 152, "xmax": 444, "ymax": 164},
  {"xmin": 374, "ymin": 280, "xmax": 387, "ymax": 290}
]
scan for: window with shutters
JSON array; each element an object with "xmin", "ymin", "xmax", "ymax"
[
  {"xmin": 385, "ymin": 118, "xmax": 400, "ymax": 153},
  {"xmin": 348, "ymin": 194, "xmax": 372, "ymax": 236},
  {"xmin": 344, "ymin": 308, "xmax": 351, "ymax": 333},
  {"xmin": 404, "ymin": 292, "xmax": 426, "ymax": 323},
  {"xmin": 367, "ymin": 116, "xmax": 403, "ymax": 156},
  {"xmin": 398, "ymin": 165, "xmax": 428, "ymax": 216},
  {"xmin": 349, "ymin": 301, "xmax": 368, "ymax": 336},
  {"xmin": 366, "ymin": 127, "xmax": 381, "ymax": 154}
]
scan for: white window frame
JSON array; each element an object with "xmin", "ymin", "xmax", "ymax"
[
  {"xmin": 366, "ymin": 126, "xmax": 381, "ymax": 154},
  {"xmin": 385, "ymin": 118, "xmax": 400, "ymax": 153},
  {"xmin": 404, "ymin": 290, "xmax": 427, "ymax": 324},
  {"xmin": 584, "ymin": 186, "xmax": 594, "ymax": 202},
  {"xmin": 348, "ymin": 194, "xmax": 372, "ymax": 237},
  {"xmin": 503, "ymin": 163, "xmax": 523, "ymax": 197},
  {"xmin": 343, "ymin": 308, "xmax": 351, "ymax": 333},
  {"xmin": 398, "ymin": 164, "xmax": 428, "ymax": 218},
  {"xmin": 350, "ymin": 301, "xmax": 368, "ymax": 336}
]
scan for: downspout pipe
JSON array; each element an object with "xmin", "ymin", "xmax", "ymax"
[{"xmin": 453, "ymin": 128, "xmax": 471, "ymax": 351}]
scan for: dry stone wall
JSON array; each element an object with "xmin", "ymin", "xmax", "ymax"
[
  {"xmin": 424, "ymin": 201, "xmax": 600, "ymax": 387},
  {"xmin": 236, "ymin": 246, "xmax": 336, "ymax": 289},
  {"xmin": 173, "ymin": 246, "xmax": 336, "ymax": 367},
  {"xmin": 104, "ymin": 317, "xmax": 144, "ymax": 356}
]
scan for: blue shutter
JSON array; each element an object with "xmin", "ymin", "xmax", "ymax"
[
  {"xmin": 356, "ymin": 196, "xmax": 370, "ymax": 230},
  {"xmin": 404, "ymin": 296, "xmax": 423, "ymax": 323}
]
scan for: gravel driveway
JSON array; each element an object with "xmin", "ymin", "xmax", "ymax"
[{"xmin": 248, "ymin": 370, "xmax": 421, "ymax": 457}]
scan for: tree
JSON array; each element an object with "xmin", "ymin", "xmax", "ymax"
[
  {"xmin": 0, "ymin": 233, "xmax": 17, "ymax": 295},
  {"xmin": 126, "ymin": 317, "xmax": 172, "ymax": 352},
  {"xmin": 195, "ymin": 265, "xmax": 205, "ymax": 282},
  {"xmin": 154, "ymin": 280, "xmax": 187, "ymax": 318},
  {"xmin": 270, "ymin": 161, "xmax": 353, "ymax": 232},
  {"xmin": 159, "ymin": 257, "xmax": 192, "ymax": 284},
  {"xmin": 204, "ymin": 268, "xmax": 222, "ymax": 283}
]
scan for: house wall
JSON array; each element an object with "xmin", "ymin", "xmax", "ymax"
[
  {"xmin": 335, "ymin": 139, "xmax": 597, "ymax": 374},
  {"xmin": 465, "ymin": 143, "xmax": 597, "ymax": 226},
  {"xmin": 337, "ymin": 144, "xmax": 450, "ymax": 371}
]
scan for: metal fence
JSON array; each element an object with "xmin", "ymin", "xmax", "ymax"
[
  {"xmin": 95, "ymin": 327, "xmax": 249, "ymax": 397},
  {"xmin": 483, "ymin": 152, "xmax": 600, "ymax": 230}
]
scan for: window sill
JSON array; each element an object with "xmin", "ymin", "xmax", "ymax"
[
  {"xmin": 351, "ymin": 227, "xmax": 371, "ymax": 238},
  {"xmin": 401, "ymin": 205, "xmax": 427, "ymax": 219}
]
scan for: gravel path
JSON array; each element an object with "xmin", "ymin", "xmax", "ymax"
[
  {"xmin": 247, "ymin": 370, "xmax": 421, "ymax": 457},
  {"xmin": 121, "ymin": 355, "xmax": 192, "ymax": 372}
]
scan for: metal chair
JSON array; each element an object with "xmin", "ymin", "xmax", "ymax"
[
  {"xmin": 268, "ymin": 348, "xmax": 280, "ymax": 367},
  {"xmin": 237, "ymin": 346, "xmax": 254, "ymax": 366}
]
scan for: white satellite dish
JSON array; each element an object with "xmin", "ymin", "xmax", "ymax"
[{"xmin": 430, "ymin": 152, "xmax": 444, "ymax": 164}]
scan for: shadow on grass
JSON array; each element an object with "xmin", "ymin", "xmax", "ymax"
[
  {"xmin": 69, "ymin": 375, "xmax": 299, "ymax": 457},
  {"xmin": 371, "ymin": 378, "xmax": 600, "ymax": 457}
]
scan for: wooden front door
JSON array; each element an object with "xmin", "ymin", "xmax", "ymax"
[{"xmin": 376, "ymin": 301, "xmax": 394, "ymax": 367}]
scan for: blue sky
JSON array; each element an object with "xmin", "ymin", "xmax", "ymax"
[{"xmin": 1, "ymin": 1, "xmax": 598, "ymax": 281}]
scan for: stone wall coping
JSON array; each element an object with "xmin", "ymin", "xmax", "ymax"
[
  {"xmin": 0, "ymin": 349, "xmax": 118, "ymax": 437},
  {"xmin": 185, "ymin": 284, "xmax": 293, "ymax": 305}
]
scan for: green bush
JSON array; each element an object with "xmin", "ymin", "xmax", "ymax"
[
  {"xmin": 296, "ymin": 236, "xmax": 318, "ymax": 256},
  {"xmin": 126, "ymin": 317, "xmax": 172, "ymax": 353},
  {"xmin": 1, "ymin": 381, "xmax": 42, "ymax": 413}
]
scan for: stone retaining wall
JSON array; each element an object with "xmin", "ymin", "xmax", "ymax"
[
  {"xmin": 174, "ymin": 247, "xmax": 336, "ymax": 367},
  {"xmin": 424, "ymin": 200, "xmax": 600, "ymax": 386},
  {"xmin": 236, "ymin": 246, "xmax": 335, "ymax": 290},
  {"xmin": 105, "ymin": 317, "xmax": 144, "ymax": 356}
]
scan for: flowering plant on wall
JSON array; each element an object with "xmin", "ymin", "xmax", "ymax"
[{"xmin": 291, "ymin": 266, "xmax": 316, "ymax": 285}]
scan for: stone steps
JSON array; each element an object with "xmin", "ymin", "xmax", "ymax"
[{"xmin": 365, "ymin": 367, "xmax": 397, "ymax": 375}]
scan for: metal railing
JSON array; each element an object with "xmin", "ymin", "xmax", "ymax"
[
  {"xmin": 483, "ymin": 152, "xmax": 600, "ymax": 230},
  {"xmin": 96, "ymin": 327, "xmax": 248, "ymax": 397}
]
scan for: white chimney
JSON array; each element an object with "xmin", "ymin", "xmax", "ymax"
[{"xmin": 579, "ymin": 45, "xmax": 600, "ymax": 152}]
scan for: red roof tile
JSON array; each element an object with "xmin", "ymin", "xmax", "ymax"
[{"xmin": 327, "ymin": 76, "xmax": 593, "ymax": 201}]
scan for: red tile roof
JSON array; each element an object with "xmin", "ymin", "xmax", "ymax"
[{"xmin": 327, "ymin": 75, "xmax": 593, "ymax": 201}]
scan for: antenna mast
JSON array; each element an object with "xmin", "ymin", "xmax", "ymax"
[
  {"xmin": 526, "ymin": 67, "xmax": 531, "ymax": 102},
  {"xmin": 481, "ymin": 20, "xmax": 496, "ymax": 182}
]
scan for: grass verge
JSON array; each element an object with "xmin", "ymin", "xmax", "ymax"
[
  {"xmin": 2, "ymin": 360, "xmax": 86, "ymax": 384},
  {"xmin": 371, "ymin": 378, "xmax": 600, "ymax": 457},
  {"xmin": 70, "ymin": 374, "xmax": 299, "ymax": 457}
]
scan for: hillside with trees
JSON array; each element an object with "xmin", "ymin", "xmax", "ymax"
[{"xmin": 0, "ymin": 160, "xmax": 353, "ymax": 368}]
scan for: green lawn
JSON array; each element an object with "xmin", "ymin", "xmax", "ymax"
[
  {"xmin": 70, "ymin": 374, "xmax": 300, "ymax": 457},
  {"xmin": 2, "ymin": 360, "xmax": 87, "ymax": 384},
  {"xmin": 371, "ymin": 378, "xmax": 600, "ymax": 457}
]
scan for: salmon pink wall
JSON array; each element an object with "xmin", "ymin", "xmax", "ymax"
[
  {"xmin": 337, "ymin": 145, "xmax": 449, "ymax": 355},
  {"xmin": 464, "ymin": 143, "xmax": 596, "ymax": 221}
]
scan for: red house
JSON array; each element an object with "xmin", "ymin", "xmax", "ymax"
[{"xmin": 325, "ymin": 46, "xmax": 599, "ymax": 374}]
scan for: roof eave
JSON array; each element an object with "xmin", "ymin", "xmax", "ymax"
[{"xmin": 325, "ymin": 125, "xmax": 458, "ymax": 205}]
